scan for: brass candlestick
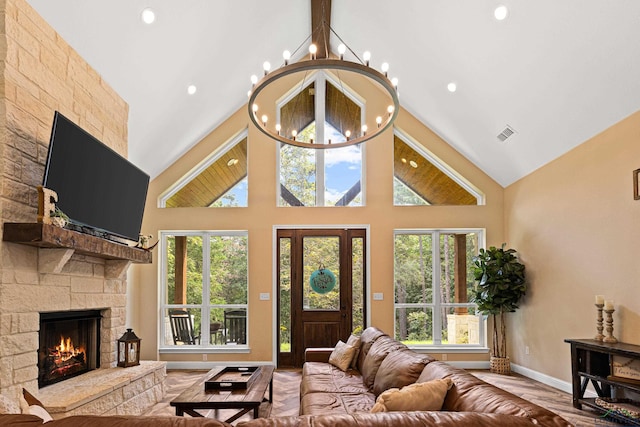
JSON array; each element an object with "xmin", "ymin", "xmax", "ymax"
[
  {"xmin": 603, "ymin": 309, "xmax": 618, "ymax": 343},
  {"xmin": 595, "ymin": 303, "xmax": 604, "ymax": 342}
]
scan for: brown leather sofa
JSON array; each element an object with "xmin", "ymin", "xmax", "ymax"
[
  {"xmin": 291, "ymin": 326, "xmax": 572, "ymax": 427},
  {"xmin": 0, "ymin": 327, "xmax": 572, "ymax": 427}
]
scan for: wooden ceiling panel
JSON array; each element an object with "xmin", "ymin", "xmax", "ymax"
[
  {"xmin": 394, "ymin": 136, "xmax": 476, "ymax": 205},
  {"xmin": 166, "ymin": 138, "xmax": 247, "ymax": 207}
]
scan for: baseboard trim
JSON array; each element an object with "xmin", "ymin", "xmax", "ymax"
[
  {"xmin": 511, "ymin": 362, "xmax": 596, "ymax": 398},
  {"xmin": 448, "ymin": 361, "xmax": 490, "ymax": 369}
]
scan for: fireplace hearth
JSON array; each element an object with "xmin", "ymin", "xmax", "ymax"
[{"xmin": 38, "ymin": 310, "xmax": 101, "ymax": 388}]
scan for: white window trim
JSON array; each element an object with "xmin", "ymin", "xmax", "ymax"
[
  {"xmin": 394, "ymin": 128, "xmax": 485, "ymax": 205},
  {"xmin": 158, "ymin": 230, "xmax": 250, "ymax": 353},
  {"xmin": 393, "ymin": 228, "xmax": 488, "ymax": 352},
  {"xmin": 157, "ymin": 128, "xmax": 248, "ymax": 208}
]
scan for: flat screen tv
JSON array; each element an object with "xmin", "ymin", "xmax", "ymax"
[{"xmin": 42, "ymin": 111, "xmax": 149, "ymax": 242}]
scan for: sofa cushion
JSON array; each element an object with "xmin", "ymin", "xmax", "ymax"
[
  {"xmin": 329, "ymin": 340, "xmax": 357, "ymax": 371},
  {"xmin": 370, "ymin": 378, "xmax": 453, "ymax": 412},
  {"xmin": 301, "ymin": 362, "xmax": 369, "ymax": 396},
  {"xmin": 360, "ymin": 336, "xmax": 406, "ymax": 390},
  {"xmin": 346, "ymin": 334, "xmax": 361, "ymax": 369},
  {"xmin": 300, "ymin": 391, "xmax": 376, "ymax": 416},
  {"xmin": 237, "ymin": 412, "xmax": 544, "ymax": 427},
  {"xmin": 354, "ymin": 327, "xmax": 386, "ymax": 372},
  {"xmin": 372, "ymin": 348, "xmax": 434, "ymax": 395},
  {"xmin": 418, "ymin": 362, "xmax": 571, "ymax": 426}
]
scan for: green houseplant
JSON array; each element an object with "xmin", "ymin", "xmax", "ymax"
[{"xmin": 471, "ymin": 244, "xmax": 526, "ymax": 374}]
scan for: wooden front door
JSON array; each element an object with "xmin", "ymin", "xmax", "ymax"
[{"xmin": 277, "ymin": 228, "xmax": 366, "ymax": 368}]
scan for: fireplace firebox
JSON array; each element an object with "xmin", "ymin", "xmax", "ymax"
[{"xmin": 38, "ymin": 310, "xmax": 101, "ymax": 388}]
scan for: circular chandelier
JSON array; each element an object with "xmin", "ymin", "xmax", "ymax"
[{"xmin": 248, "ymin": 22, "xmax": 399, "ymax": 149}]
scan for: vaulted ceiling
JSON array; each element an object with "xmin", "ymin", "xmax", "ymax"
[{"xmin": 26, "ymin": 1, "xmax": 640, "ymax": 187}]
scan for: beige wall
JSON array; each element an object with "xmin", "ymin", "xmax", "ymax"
[
  {"xmin": 132, "ymin": 90, "xmax": 505, "ymax": 363},
  {"xmin": 504, "ymin": 110, "xmax": 640, "ymax": 382}
]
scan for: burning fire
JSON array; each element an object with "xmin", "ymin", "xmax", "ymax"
[{"xmin": 53, "ymin": 335, "xmax": 85, "ymax": 363}]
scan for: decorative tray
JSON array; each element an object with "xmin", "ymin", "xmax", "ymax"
[
  {"xmin": 205, "ymin": 366, "xmax": 260, "ymax": 390},
  {"xmin": 595, "ymin": 397, "xmax": 640, "ymax": 421}
]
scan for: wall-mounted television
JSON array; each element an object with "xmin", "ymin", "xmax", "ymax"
[{"xmin": 42, "ymin": 111, "xmax": 149, "ymax": 242}]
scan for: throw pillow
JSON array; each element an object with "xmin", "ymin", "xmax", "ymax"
[
  {"xmin": 372, "ymin": 349, "xmax": 434, "ymax": 396},
  {"xmin": 346, "ymin": 334, "xmax": 361, "ymax": 369},
  {"xmin": 370, "ymin": 378, "xmax": 453, "ymax": 413},
  {"xmin": 26, "ymin": 404, "xmax": 53, "ymax": 422},
  {"xmin": 329, "ymin": 340, "xmax": 357, "ymax": 371},
  {"xmin": 0, "ymin": 394, "xmax": 21, "ymax": 414}
]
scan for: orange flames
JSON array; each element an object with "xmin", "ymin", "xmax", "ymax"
[{"xmin": 53, "ymin": 335, "xmax": 85, "ymax": 363}]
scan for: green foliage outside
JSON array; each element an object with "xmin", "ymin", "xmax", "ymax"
[
  {"xmin": 394, "ymin": 232, "xmax": 479, "ymax": 345},
  {"xmin": 165, "ymin": 234, "xmax": 248, "ymax": 341}
]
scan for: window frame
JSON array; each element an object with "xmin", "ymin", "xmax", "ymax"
[
  {"xmin": 276, "ymin": 70, "xmax": 367, "ymax": 207},
  {"xmin": 393, "ymin": 228, "xmax": 488, "ymax": 352},
  {"xmin": 158, "ymin": 230, "xmax": 250, "ymax": 353}
]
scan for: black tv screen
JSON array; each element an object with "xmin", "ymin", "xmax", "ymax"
[{"xmin": 43, "ymin": 112, "xmax": 149, "ymax": 242}]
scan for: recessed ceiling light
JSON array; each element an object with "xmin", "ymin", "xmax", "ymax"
[
  {"xmin": 409, "ymin": 160, "xmax": 418, "ymax": 168},
  {"xmin": 494, "ymin": 5, "xmax": 509, "ymax": 21},
  {"xmin": 187, "ymin": 85, "xmax": 197, "ymax": 95},
  {"xmin": 227, "ymin": 158, "xmax": 239, "ymax": 167},
  {"xmin": 141, "ymin": 8, "xmax": 155, "ymax": 24},
  {"xmin": 447, "ymin": 82, "xmax": 457, "ymax": 92}
]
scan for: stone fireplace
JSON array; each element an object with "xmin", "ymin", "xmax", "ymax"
[{"xmin": 0, "ymin": 0, "xmax": 164, "ymax": 417}]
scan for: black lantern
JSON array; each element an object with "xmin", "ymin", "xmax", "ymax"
[{"xmin": 117, "ymin": 328, "xmax": 141, "ymax": 367}]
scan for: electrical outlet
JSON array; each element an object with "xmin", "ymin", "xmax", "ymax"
[
  {"xmin": 525, "ymin": 346, "xmax": 530, "ymax": 355},
  {"xmin": 259, "ymin": 292, "xmax": 270, "ymax": 301},
  {"xmin": 202, "ymin": 354, "xmax": 207, "ymax": 361},
  {"xmin": 373, "ymin": 293, "xmax": 384, "ymax": 301},
  {"xmin": 441, "ymin": 354, "xmax": 448, "ymax": 361}
]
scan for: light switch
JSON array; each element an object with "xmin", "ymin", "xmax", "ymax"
[
  {"xmin": 373, "ymin": 293, "xmax": 384, "ymax": 301},
  {"xmin": 259, "ymin": 292, "xmax": 270, "ymax": 301}
]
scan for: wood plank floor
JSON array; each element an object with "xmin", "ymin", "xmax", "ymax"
[{"xmin": 143, "ymin": 369, "xmax": 615, "ymax": 426}]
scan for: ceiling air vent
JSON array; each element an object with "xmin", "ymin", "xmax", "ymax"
[{"xmin": 497, "ymin": 125, "xmax": 516, "ymax": 142}]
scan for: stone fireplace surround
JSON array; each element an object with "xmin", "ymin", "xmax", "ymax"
[{"xmin": 0, "ymin": 0, "xmax": 165, "ymax": 418}]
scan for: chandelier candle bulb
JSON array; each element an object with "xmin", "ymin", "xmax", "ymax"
[
  {"xmin": 363, "ymin": 51, "xmax": 371, "ymax": 66},
  {"xmin": 338, "ymin": 43, "xmax": 346, "ymax": 60},
  {"xmin": 381, "ymin": 62, "xmax": 389, "ymax": 77},
  {"xmin": 309, "ymin": 44, "xmax": 317, "ymax": 60},
  {"xmin": 261, "ymin": 115, "xmax": 268, "ymax": 126},
  {"xmin": 263, "ymin": 61, "xmax": 271, "ymax": 75},
  {"xmin": 376, "ymin": 116, "xmax": 382, "ymax": 127},
  {"xmin": 283, "ymin": 50, "xmax": 290, "ymax": 65}
]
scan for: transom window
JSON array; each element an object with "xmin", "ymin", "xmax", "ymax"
[
  {"xmin": 394, "ymin": 229, "xmax": 485, "ymax": 348},
  {"xmin": 159, "ymin": 231, "xmax": 248, "ymax": 349},
  {"xmin": 278, "ymin": 72, "xmax": 364, "ymax": 207}
]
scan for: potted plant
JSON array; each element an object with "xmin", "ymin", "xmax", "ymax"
[
  {"xmin": 50, "ymin": 207, "xmax": 69, "ymax": 228},
  {"xmin": 471, "ymin": 244, "xmax": 526, "ymax": 374}
]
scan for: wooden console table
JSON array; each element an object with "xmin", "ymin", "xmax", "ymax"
[{"xmin": 565, "ymin": 339, "xmax": 640, "ymax": 425}]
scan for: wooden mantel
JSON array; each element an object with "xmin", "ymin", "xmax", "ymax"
[{"xmin": 2, "ymin": 222, "xmax": 152, "ymax": 264}]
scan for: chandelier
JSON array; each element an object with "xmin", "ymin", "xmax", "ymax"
[{"xmin": 247, "ymin": 10, "xmax": 399, "ymax": 149}]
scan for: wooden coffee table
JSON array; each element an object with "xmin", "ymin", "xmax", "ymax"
[{"xmin": 170, "ymin": 365, "xmax": 274, "ymax": 423}]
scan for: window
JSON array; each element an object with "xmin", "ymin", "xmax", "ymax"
[
  {"xmin": 278, "ymin": 72, "xmax": 364, "ymax": 207},
  {"xmin": 160, "ymin": 231, "xmax": 248, "ymax": 349},
  {"xmin": 394, "ymin": 229, "xmax": 485, "ymax": 348},
  {"xmin": 159, "ymin": 131, "xmax": 248, "ymax": 208},
  {"xmin": 394, "ymin": 131, "xmax": 483, "ymax": 206}
]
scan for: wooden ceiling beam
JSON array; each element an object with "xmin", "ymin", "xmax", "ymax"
[{"xmin": 311, "ymin": 0, "xmax": 331, "ymax": 59}]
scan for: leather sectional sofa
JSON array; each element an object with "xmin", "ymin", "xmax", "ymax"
[{"xmin": 0, "ymin": 327, "xmax": 572, "ymax": 427}]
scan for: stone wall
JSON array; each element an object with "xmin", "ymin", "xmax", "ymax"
[{"xmin": 0, "ymin": 0, "xmax": 132, "ymax": 401}]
